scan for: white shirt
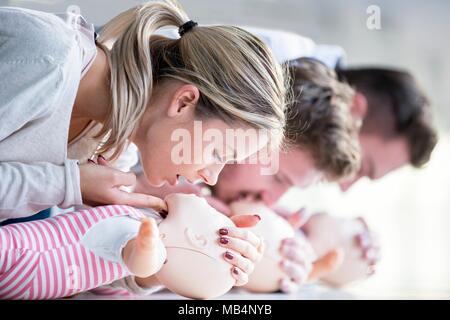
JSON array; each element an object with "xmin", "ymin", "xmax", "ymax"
[{"xmin": 156, "ymin": 25, "xmax": 346, "ymax": 67}]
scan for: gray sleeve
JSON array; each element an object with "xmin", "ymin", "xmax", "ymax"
[
  {"xmin": 0, "ymin": 160, "xmax": 82, "ymax": 221},
  {"xmin": 0, "ymin": 9, "xmax": 85, "ymax": 220}
]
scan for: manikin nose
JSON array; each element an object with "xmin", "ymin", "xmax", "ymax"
[{"xmin": 200, "ymin": 164, "xmax": 224, "ymax": 186}]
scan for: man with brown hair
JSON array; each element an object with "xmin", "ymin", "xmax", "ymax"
[
  {"xmin": 212, "ymin": 57, "xmax": 361, "ymax": 207},
  {"xmin": 336, "ymin": 67, "xmax": 438, "ymax": 190}
]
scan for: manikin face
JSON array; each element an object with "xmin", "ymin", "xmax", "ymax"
[
  {"xmin": 156, "ymin": 193, "xmax": 236, "ymax": 299},
  {"xmin": 339, "ymin": 134, "xmax": 410, "ymax": 191},
  {"xmin": 213, "ymin": 148, "xmax": 324, "ymax": 207},
  {"xmin": 132, "ymin": 80, "xmax": 269, "ymax": 188}
]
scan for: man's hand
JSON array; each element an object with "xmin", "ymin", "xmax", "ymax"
[{"xmin": 277, "ymin": 208, "xmax": 316, "ymax": 293}]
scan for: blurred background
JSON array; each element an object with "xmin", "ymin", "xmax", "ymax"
[{"xmin": 3, "ymin": 0, "xmax": 449, "ymax": 298}]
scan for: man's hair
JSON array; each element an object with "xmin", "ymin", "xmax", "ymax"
[
  {"xmin": 285, "ymin": 58, "xmax": 360, "ymax": 181},
  {"xmin": 337, "ymin": 67, "xmax": 438, "ymax": 167}
]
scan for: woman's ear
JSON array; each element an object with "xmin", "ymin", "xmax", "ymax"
[
  {"xmin": 167, "ymin": 84, "xmax": 200, "ymax": 118},
  {"xmin": 351, "ymin": 91, "xmax": 368, "ymax": 121}
]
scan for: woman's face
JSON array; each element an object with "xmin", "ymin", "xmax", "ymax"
[{"xmin": 132, "ymin": 80, "xmax": 269, "ymax": 187}]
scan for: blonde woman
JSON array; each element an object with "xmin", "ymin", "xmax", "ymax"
[{"xmin": 0, "ymin": 1, "xmax": 289, "ymax": 297}]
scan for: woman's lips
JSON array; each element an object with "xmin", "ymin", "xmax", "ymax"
[{"xmin": 169, "ymin": 174, "xmax": 180, "ymax": 186}]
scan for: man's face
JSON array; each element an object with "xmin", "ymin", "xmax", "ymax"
[
  {"xmin": 213, "ymin": 148, "xmax": 324, "ymax": 207},
  {"xmin": 339, "ymin": 133, "xmax": 410, "ymax": 192}
]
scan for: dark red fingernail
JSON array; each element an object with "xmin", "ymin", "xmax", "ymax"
[
  {"xmin": 219, "ymin": 237, "xmax": 229, "ymax": 244},
  {"xmin": 254, "ymin": 214, "xmax": 261, "ymax": 221},
  {"xmin": 88, "ymin": 159, "xmax": 96, "ymax": 164},
  {"xmin": 219, "ymin": 228, "xmax": 228, "ymax": 235},
  {"xmin": 232, "ymin": 267, "xmax": 239, "ymax": 275},
  {"xmin": 224, "ymin": 252, "xmax": 234, "ymax": 260}
]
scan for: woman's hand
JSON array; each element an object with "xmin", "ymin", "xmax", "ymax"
[
  {"xmin": 217, "ymin": 214, "xmax": 264, "ymax": 286},
  {"xmin": 122, "ymin": 218, "xmax": 167, "ymax": 278},
  {"xmin": 79, "ymin": 157, "xmax": 167, "ymax": 212}
]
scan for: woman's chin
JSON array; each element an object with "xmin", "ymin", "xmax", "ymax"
[{"xmin": 146, "ymin": 176, "xmax": 166, "ymax": 188}]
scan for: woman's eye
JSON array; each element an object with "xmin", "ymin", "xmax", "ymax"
[
  {"xmin": 213, "ymin": 150, "xmax": 223, "ymax": 163},
  {"xmin": 273, "ymin": 173, "xmax": 284, "ymax": 184}
]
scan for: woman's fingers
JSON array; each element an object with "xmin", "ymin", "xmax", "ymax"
[
  {"xmin": 219, "ymin": 216, "xmax": 264, "ymax": 285},
  {"xmin": 113, "ymin": 190, "xmax": 168, "ymax": 212},
  {"xmin": 231, "ymin": 266, "xmax": 249, "ymax": 286},
  {"xmin": 96, "ymin": 155, "xmax": 110, "ymax": 166},
  {"xmin": 223, "ymin": 250, "xmax": 254, "ymax": 275},
  {"xmin": 218, "ymin": 236, "xmax": 261, "ymax": 263},
  {"xmin": 230, "ymin": 214, "xmax": 261, "ymax": 228},
  {"xmin": 111, "ymin": 170, "xmax": 137, "ymax": 187},
  {"xmin": 218, "ymin": 226, "xmax": 261, "ymax": 249}
]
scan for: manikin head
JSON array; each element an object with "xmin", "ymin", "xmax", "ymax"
[
  {"xmin": 229, "ymin": 201, "xmax": 295, "ymax": 292},
  {"xmin": 213, "ymin": 58, "xmax": 360, "ymax": 206},
  {"xmin": 302, "ymin": 213, "xmax": 369, "ymax": 286},
  {"xmin": 337, "ymin": 67, "xmax": 438, "ymax": 191},
  {"xmin": 155, "ymin": 193, "xmax": 236, "ymax": 299},
  {"xmin": 95, "ymin": 1, "xmax": 289, "ymax": 188}
]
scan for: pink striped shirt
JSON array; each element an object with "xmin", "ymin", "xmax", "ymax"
[{"xmin": 0, "ymin": 205, "xmax": 144, "ymax": 299}]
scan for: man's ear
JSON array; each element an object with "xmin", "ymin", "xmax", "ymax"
[
  {"xmin": 167, "ymin": 84, "xmax": 200, "ymax": 118},
  {"xmin": 351, "ymin": 91, "xmax": 368, "ymax": 120}
]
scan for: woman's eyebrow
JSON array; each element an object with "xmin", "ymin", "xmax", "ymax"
[{"xmin": 279, "ymin": 171, "xmax": 294, "ymax": 186}]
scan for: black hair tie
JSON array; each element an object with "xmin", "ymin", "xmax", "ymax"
[{"xmin": 179, "ymin": 20, "xmax": 198, "ymax": 37}]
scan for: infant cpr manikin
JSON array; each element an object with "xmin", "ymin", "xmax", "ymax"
[
  {"xmin": 155, "ymin": 193, "xmax": 236, "ymax": 299},
  {"xmin": 304, "ymin": 214, "xmax": 368, "ymax": 286},
  {"xmin": 229, "ymin": 201, "xmax": 295, "ymax": 292}
]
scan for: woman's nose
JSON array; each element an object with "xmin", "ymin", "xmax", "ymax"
[{"xmin": 199, "ymin": 164, "xmax": 225, "ymax": 186}]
